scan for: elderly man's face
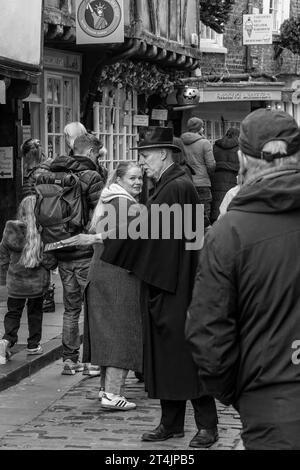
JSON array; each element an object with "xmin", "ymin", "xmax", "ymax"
[{"xmin": 138, "ymin": 148, "xmax": 166, "ymax": 181}]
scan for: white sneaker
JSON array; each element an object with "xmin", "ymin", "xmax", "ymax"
[
  {"xmin": 98, "ymin": 387, "xmax": 105, "ymax": 400},
  {"xmin": 0, "ymin": 339, "xmax": 9, "ymax": 365},
  {"xmin": 101, "ymin": 392, "xmax": 136, "ymax": 411},
  {"xmin": 62, "ymin": 360, "xmax": 84, "ymax": 376},
  {"xmin": 26, "ymin": 345, "xmax": 43, "ymax": 355}
]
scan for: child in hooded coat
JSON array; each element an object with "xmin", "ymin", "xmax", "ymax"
[{"xmin": 0, "ymin": 195, "xmax": 57, "ymax": 364}]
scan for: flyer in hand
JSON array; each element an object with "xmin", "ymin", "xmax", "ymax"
[{"xmin": 44, "ymin": 237, "xmax": 77, "ymax": 252}]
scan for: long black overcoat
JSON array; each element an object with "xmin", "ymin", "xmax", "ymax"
[{"xmin": 102, "ymin": 164, "xmax": 202, "ymax": 400}]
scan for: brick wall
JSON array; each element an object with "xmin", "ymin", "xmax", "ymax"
[{"xmin": 201, "ymin": 0, "xmax": 300, "ymax": 78}]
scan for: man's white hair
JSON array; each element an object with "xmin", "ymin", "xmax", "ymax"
[
  {"xmin": 64, "ymin": 122, "xmax": 87, "ymax": 150},
  {"xmin": 239, "ymin": 140, "xmax": 300, "ymax": 181}
]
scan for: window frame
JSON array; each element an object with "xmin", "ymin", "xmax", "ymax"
[
  {"xmin": 199, "ymin": 21, "xmax": 227, "ymax": 54},
  {"xmin": 42, "ymin": 71, "xmax": 80, "ymax": 159},
  {"xmin": 204, "ymin": 120, "xmax": 241, "ymax": 145},
  {"xmin": 262, "ymin": 0, "xmax": 290, "ymax": 33},
  {"xmin": 93, "ymin": 86, "xmax": 139, "ymax": 173}
]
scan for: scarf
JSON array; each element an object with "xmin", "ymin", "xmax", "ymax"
[{"xmin": 90, "ymin": 183, "xmax": 138, "ymax": 233}]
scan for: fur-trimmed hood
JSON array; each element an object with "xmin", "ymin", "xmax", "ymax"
[{"xmin": 2, "ymin": 221, "xmax": 26, "ymax": 252}]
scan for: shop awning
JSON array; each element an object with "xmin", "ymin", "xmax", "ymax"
[{"xmin": 0, "ymin": 63, "xmax": 40, "ymax": 83}]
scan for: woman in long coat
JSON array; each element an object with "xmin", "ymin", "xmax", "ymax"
[
  {"xmin": 210, "ymin": 127, "xmax": 240, "ymax": 223},
  {"xmin": 66, "ymin": 162, "xmax": 143, "ymax": 411}
]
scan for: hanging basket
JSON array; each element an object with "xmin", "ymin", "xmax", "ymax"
[{"xmin": 98, "ymin": 60, "xmax": 188, "ymax": 97}]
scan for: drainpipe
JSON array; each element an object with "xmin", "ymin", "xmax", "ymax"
[
  {"xmin": 134, "ymin": 0, "xmax": 143, "ymax": 36},
  {"xmin": 246, "ymin": 0, "xmax": 254, "ymax": 73}
]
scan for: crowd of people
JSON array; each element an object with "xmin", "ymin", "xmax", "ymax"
[{"xmin": 0, "ymin": 107, "xmax": 300, "ymax": 450}]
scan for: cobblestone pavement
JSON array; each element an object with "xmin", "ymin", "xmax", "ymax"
[{"xmin": 0, "ymin": 361, "xmax": 243, "ymax": 450}]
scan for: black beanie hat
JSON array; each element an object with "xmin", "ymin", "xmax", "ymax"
[{"xmin": 239, "ymin": 109, "xmax": 300, "ymax": 162}]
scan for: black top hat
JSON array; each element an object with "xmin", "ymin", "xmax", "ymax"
[{"xmin": 131, "ymin": 127, "xmax": 181, "ymax": 153}]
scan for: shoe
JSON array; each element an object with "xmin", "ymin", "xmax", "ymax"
[
  {"xmin": 189, "ymin": 427, "xmax": 219, "ymax": 448},
  {"xmin": 83, "ymin": 364, "xmax": 101, "ymax": 377},
  {"xmin": 135, "ymin": 371, "xmax": 144, "ymax": 383},
  {"xmin": 26, "ymin": 345, "xmax": 43, "ymax": 355},
  {"xmin": 43, "ymin": 284, "xmax": 55, "ymax": 312},
  {"xmin": 141, "ymin": 423, "xmax": 184, "ymax": 442},
  {"xmin": 62, "ymin": 359, "xmax": 84, "ymax": 376},
  {"xmin": 98, "ymin": 387, "xmax": 105, "ymax": 400},
  {"xmin": 0, "ymin": 339, "xmax": 10, "ymax": 365},
  {"xmin": 6, "ymin": 349, "xmax": 12, "ymax": 361},
  {"xmin": 101, "ymin": 392, "xmax": 136, "ymax": 411}
]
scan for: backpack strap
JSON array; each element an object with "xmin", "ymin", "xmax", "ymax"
[{"xmin": 34, "ymin": 186, "xmax": 44, "ymax": 233}]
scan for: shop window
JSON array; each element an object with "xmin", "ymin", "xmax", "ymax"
[
  {"xmin": 263, "ymin": 0, "xmax": 290, "ymax": 32},
  {"xmin": 200, "ymin": 22, "xmax": 227, "ymax": 54},
  {"xmin": 93, "ymin": 86, "xmax": 138, "ymax": 173},
  {"xmin": 204, "ymin": 120, "xmax": 241, "ymax": 144},
  {"xmin": 44, "ymin": 72, "xmax": 80, "ymax": 158}
]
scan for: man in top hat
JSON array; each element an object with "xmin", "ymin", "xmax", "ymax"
[
  {"xmin": 186, "ymin": 108, "xmax": 300, "ymax": 450},
  {"xmin": 100, "ymin": 126, "xmax": 219, "ymax": 448}
]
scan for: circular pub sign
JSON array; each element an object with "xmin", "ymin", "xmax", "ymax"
[{"xmin": 77, "ymin": 0, "xmax": 122, "ymax": 38}]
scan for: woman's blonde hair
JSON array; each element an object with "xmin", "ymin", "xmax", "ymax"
[
  {"xmin": 90, "ymin": 161, "xmax": 141, "ymax": 233},
  {"xmin": 18, "ymin": 196, "xmax": 43, "ymax": 268}
]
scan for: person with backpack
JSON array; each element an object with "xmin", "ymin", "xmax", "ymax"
[
  {"xmin": 21, "ymin": 139, "xmax": 56, "ymax": 314},
  {"xmin": 0, "ymin": 194, "xmax": 57, "ymax": 364},
  {"xmin": 34, "ymin": 133, "xmax": 105, "ymax": 376}
]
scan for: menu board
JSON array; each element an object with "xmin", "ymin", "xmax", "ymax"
[{"xmin": 0, "ymin": 147, "xmax": 13, "ymax": 179}]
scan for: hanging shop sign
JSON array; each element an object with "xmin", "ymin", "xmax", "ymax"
[
  {"xmin": 243, "ymin": 14, "xmax": 273, "ymax": 45},
  {"xmin": 151, "ymin": 109, "xmax": 169, "ymax": 121},
  {"xmin": 0, "ymin": 81, "xmax": 6, "ymax": 104},
  {"xmin": 133, "ymin": 115, "xmax": 150, "ymax": 127},
  {"xmin": 0, "ymin": 0, "xmax": 42, "ymax": 72},
  {"xmin": 76, "ymin": 0, "xmax": 124, "ymax": 44},
  {"xmin": 0, "ymin": 147, "xmax": 13, "ymax": 179}
]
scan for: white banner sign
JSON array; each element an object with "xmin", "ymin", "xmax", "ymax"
[
  {"xmin": 0, "ymin": 147, "xmax": 13, "ymax": 179},
  {"xmin": 133, "ymin": 115, "xmax": 150, "ymax": 127},
  {"xmin": 0, "ymin": 0, "xmax": 42, "ymax": 68},
  {"xmin": 0, "ymin": 81, "xmax": 5, "ymax": 104},
  {"xmin": 76, "ymin": 0, "xmax": 124, "ymax": 44},
  {"xmin": 243, "ymin": 14, "xmax": 273, "ymax": 45},
  {"xmin": 151, "ymin": 109, "xmax": 169, "ymax": 121}
]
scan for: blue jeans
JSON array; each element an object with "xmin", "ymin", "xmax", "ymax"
[{"xmin": 58, "ymin": 258, "xmax": 90, "ymax": 363}]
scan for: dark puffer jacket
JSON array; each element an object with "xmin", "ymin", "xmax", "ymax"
[
  {"xmin": 34, "ymin": 155, "xmax": 105, "ymax": 262},
  {"xmin": 210, "ymin": 134, "xmax": 239, "ymax": 222},
  {"xmin": 0, "ymin": 221, "xmax": 57, "ymax": 298},
  {"xmin": 186, "ymin": 169, "xmax": 300, "ymax": 410}
]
